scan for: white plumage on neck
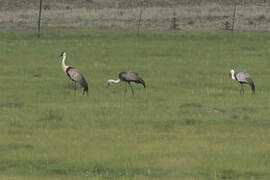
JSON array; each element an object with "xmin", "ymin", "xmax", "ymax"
[
  {"xmin": 230, "ymin": 69, "xmax": 236, "ymax": 80},
  {"xmin": 61, "ymin": 53, "xmax": 68, "ymax": 73},
  {"xmin": 107, "ymin": 79, "xmax": 121, "ymax": 87},
  {"xmin": 108, "ymin": 79, "xmax": 121, "ymax": 84}
]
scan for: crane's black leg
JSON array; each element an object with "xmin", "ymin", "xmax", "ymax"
[
  {"xmin": 240, "ymin": 84, "xmax": 242, "ymax": 95},
  {"xmin": 74, "ymin": 82, "xmax": 77, "ymax": 90},
  {"xmin": 128, "ymin": 82, "xmax": 134, "ymax": 95},
  {"xmin": 240, "ymin": 84, "xmax": 244, "ymax": 96},
  {"xmin": 124, "ymin": 82, "xmax": 127, "ymax": 94},
  {"xmin": 67, "ymin": 80, "xmax": 72, "ymax": 88}
]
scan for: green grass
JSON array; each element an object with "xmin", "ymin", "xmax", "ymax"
[{"xmin": 0, "ymin": 28, "xmax": 270, "ymax": 180}]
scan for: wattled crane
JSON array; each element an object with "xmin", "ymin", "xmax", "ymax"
[
  {"xmin": 59, "ymin": 51, "xmax": 88, "ymax": 95},
  {"xmin": 229, "ymin": 69, "xmax": 255, "ymax": 95},
  {"xmin": 107, "ymin": 72, "xmax": 145, "ymax": 95}
]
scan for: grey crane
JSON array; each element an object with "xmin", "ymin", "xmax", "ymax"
[
  {"xmin": 107, "ymin": 72, "xmax": 146, "ymax": 95},
  {"xmin": 59, "ymin": 51, "xmax": 88, "ymax": 95},
  {"xmin": 229, "ymin": 69, "xmax": 255, "ymax": 95}
]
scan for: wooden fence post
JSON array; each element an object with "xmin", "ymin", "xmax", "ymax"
[
  {"xmin": 231, "ymin": 0, "xmax": 237, "ymax": 32},
  {"xmin": 137, "ymin": 0, "xmax": 145, "ymax": 35},
  {"xmin": 38, "ymin": 0, "xmax": 43, "ymax": 35}
]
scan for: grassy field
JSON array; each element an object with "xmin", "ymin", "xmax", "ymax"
[{"xmin": 0, "ymin": 28, "xmax": 270, "ymax": 180}]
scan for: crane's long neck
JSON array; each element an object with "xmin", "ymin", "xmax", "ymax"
[
  {"xmin": 107, "ymin": 79, "xmax": 121, "ymax": 87},
  {"xmin": 108, "ymin": 79, "xmax": 121, "ymax": 84},
  {"xmin": 231, "ymin": 71, "xmax": 236, "ymax": 80},
  {"xmin": 62, "ymin": 55, "xmax": 68, "ymax": 72}
]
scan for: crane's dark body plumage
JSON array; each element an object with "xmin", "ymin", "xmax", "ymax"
[
  {"xmin": 119, "ymin": 72, "xmax": 146, "ymax": 88},
  {"xmin": 119, "ymin": 72, "xmax": 145, "ymax": 95},
  {"xmin": 231, "ymin": 70, "xmax": 255, "ymax": 95},
  {"xmin": 66, "ymin": 66, "xmax": 88, "ymax": 95}
]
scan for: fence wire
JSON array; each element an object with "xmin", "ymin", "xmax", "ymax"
[{"xmin": 0, "ymin": 0, "xmax": 269, "ymax": 31}]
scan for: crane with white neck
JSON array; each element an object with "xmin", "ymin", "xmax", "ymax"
[
  {"xmin": 59, "ymin": 51, "xmax": 88, "ymax": 95},
  {"xmin": 107, "ymin": 72, "xmax": 145, "ymax": 95},
  {"xmin": 229, "ymin": 68, "xmax": 255, "ymax": 95}
]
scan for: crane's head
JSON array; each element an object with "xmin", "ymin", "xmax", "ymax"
[
  {"xmin": 107, "ymin": 80, "xmax": 112, "ymax": 88},
  {"xmin": 229, "ymin": 69, "xmax": 235, "ymax": 78},
  {"xmin": 59, "ymin": 51, "xmax": 66, "ymax": 57}
]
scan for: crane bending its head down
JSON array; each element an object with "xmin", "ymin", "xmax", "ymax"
[
  {"xmin": 229, "ymin": 68, "xmax": 255, "ymax": 95},
  {"xmin": 59, "ymin": 51, "xmax": 88, "ymax": 95},
  {"xmin": 107, "ymin": 72, "xmax": 145, "ymax": 95}
]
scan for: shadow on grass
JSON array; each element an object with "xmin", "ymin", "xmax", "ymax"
[
  {"xmin": 179, "ymin": 102, "xmax": 202, "ymax": 108},
  {"xmin": 42, "ymin": 110, "xmax": 63, "ymax": 121},
  {"xmin": 232, "ymin": 114, "xmax": 251, "ymax": 121},
  {"xmin": 40, "ymin": 110, "xmax": 64, "ymax": 129},
  {"xmin": 0, "ymin": 160, "xmax": 155, "ymax": 178},
  {"xmin": 216, "ymin": 169, "xmax": 266, "ymax": 180},
  {"xmin": 153, "ymin": 118, "xmax": 201, "ymax": 132},
  {"xmin": 0, "ymin": 102, "xmax": 24, "ymax": 108},
  {"xmin": 0, "ymin": 159, "xmax": 267, "ymax": 179},
  {"xmin": 185, "ymin": 118, "xmax": 201, "ymax": 125},
  {"xmin": 152, "ymin": 120, "xmax": 175, "ymax": 132},
  {"xmin": 0, "ymin": 143, "xmax": 33, "ymax": 152}
]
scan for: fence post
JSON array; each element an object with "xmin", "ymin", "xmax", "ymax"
[
  {"xmin": 231, "ymin": 0, "xmax": 237, "ymax": 32},
  {"xmin": 137, "ymin": 0, "xmax": 145, "ymax": 35},
  {"xmin": 38, "ymin": 0, "xmax": 43, "ymax": 35}
]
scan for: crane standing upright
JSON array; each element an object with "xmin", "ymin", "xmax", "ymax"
[
  {"xmin": 107, "ymin": 72, "xmax": 146, "ymax": 95},
  {"xmin": 59, "ymin": 51, "xmax": 88, "ymax": 95},
  {"xmin": 229, "ymin": 68, "xmax": 255, "ymax": 95}
]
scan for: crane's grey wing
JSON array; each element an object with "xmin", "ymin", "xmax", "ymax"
[
  {"xmin": 119, "ymin": 72, "xmax": 145, "ymax": 87},
  {"xmin": 119, "ymin": 72, "xmax": 137, "ymax": 81},
  {"xmin": 236, "ymin": 72, "xmax": 251, "ymax": 83},
  {"xmin": 66, "ymin": 67, "xmax": 81, "ymax": 81},
  {"xmin": 236, "ymin": 71, "xmax": 255, "ymax": 93},
  {"xmin": 127, "ymin": 72, "xmax": 146, "ymax": 87},
  {"xmin": 129, "ymin": 72, "xmax": 139, "ymax": 76},
  {"xmin": 67, "ymin": 67, "xmax": 88, "ymax": 86},
  {"xmin": 126, "ymin": 72, "xmax": 141, "ymax": 81}
]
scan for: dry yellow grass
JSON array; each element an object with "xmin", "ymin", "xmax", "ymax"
[{"xmin": 0, "ymin": 1, "xmax": 269, "ymax": 31}]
